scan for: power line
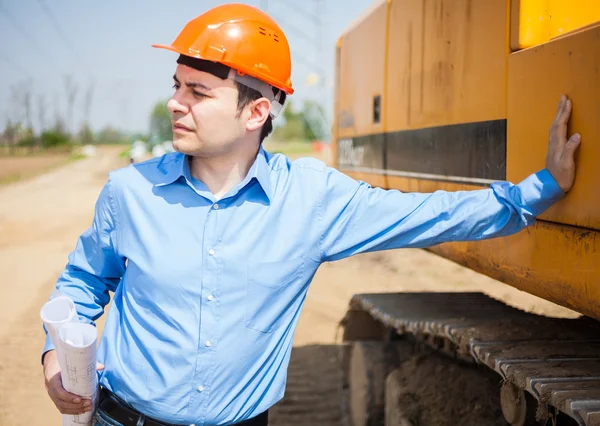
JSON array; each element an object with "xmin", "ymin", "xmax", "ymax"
[
  {"xmin": 279, "ymin": 1, "xmax": 320, "ymax": 23},
  {"xmin": 0, "ymin": 0, "xmax": 55, "ymax": 64},
  {"xmin": 35, "ymin": 0, "xmax": 92, "ymax": 75},
  {"xmin": 0, "ymin": 48, "xmax": 32, "ymax": 78},
  {"xmin": 292, "ymin": 52, "xmax": 326, "ymax": 78}
]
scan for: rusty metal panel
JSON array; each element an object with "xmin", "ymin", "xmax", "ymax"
[
  {"xmin": 507, "ymin": 23, "xmax": 600, "ymax": 230},
  {"xmin": 429, "ymin": 221, "xmax": 600, "ymax": 321},
  {"xmin": 386, "ymin": 0, "xmax": 508, "ymax": 131},
  {"xmin": 511, "ymin": 0, "xmax": 600, "ymax": 50}
]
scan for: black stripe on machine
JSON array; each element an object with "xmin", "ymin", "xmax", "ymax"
[{"xmin": 338, "ymin": 119, "xmax": 507, "ymax": 185}]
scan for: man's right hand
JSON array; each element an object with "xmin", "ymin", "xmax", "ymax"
[{"xmin": 43, "ymin": 350, "xmax": 103, "ymax": 415}]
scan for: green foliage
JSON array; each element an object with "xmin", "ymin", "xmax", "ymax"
[
  {"xmin": 130, "ymin": 132, "xmax": 150, "ymax": 143},
  {"xmin": 78, "ymin": 123, "xmax": 94, "ymax": 145},
  {"xmin": 16, "ymin": 127, "xmax": 36, "ymax": 147},
  {"xmin": 119, "ymin": 147, "xmax": 131, "ymax": 158},
  {"xmin": 150, "ymin": 100, "xmax": 172, "ymax": 142},
  {"xmin": 300, "ymin": 100, "xmax": 327, "ymax": 141},
  {"xmin": 94, "ymin": 126, "xmax": 129, "ymax": 144},
  {"xmin": 271, "ymin": 100, "xmax": 327, "ymax": 142},
  {"xmin": 68, "ymin": 152, "xmax": 86, "ymax": 161},
  {"xmin": 41, "ymin": 129, "xmax": 70, "ymax": 148}
]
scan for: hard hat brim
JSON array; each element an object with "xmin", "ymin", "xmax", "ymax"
[
  {"xmin": 152, "ymin": 44, "xmax": 186, "ymax": 55},
  {"xmin": 152, "ymin": 43, "xmax": 295, "ymax": 95}
]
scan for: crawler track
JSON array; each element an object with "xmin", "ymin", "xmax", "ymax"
[{"xmin": 346, "ymin": 292, "xmax": 600, "ymax": 426}]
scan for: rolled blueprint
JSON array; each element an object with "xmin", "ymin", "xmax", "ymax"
[
  {"xmin": 41, "ymin": 296, "xmax": 79, "ymax": 350},
  {"xmin": 41, "ymin": 296, "xmax": 98, "ymax": 426}
]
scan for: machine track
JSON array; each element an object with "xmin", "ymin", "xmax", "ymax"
[{"xmin": 342, "ymin": 292, "xmax": 600, "ymax": 426}]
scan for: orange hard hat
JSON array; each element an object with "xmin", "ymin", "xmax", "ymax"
[{"xmin": 152, "ymin": 3, "xmax": 294, "ymax": 96}]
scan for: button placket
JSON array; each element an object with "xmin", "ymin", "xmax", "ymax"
[{"xmin": 191, "ymin": 204, "xmax": 220, "ymax": 414}]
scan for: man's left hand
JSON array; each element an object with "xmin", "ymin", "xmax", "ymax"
[{"xmin": 546, "ymin": 95, "xmax": 582, "ymax": 193}]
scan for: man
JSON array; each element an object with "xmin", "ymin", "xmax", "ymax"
[{"xmin": 42, "ymin": 4, "xmax": 582, "ymax": 426}]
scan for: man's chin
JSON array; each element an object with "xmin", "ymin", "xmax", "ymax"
[{"xmin": 172, "ymin": 136, "xmax": 198, "ymax": 155}]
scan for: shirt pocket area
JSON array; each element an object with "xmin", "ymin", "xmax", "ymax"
[{"xmin": 246, "ymin": 257, "xmax": 305, "ymax": 333}]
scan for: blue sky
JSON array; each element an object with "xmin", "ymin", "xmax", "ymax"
[{"xmin": 0, "ymin": 0, "xmax": 374, "ymax": 135}]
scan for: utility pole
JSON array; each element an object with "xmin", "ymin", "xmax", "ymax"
[{"xmin": 260, "ymin": 0, "xmax": 332, "ymax": 141}]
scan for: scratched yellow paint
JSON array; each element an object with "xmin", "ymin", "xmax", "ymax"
[
  {"xmin": 386, "ymin": 0, "xmax": 508, "ymax": 130},
  {"xmin": 336, "ymin": 0, "xmax": 387, "ymax": 139},
  {"xmin": 430, "ymin": 223, "xmax": 600, "ymax": 321}
]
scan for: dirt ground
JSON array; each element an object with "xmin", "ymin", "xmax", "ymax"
[
  {"xmin": 385, "ymin": 353, "xmax": 508, "ymax": 426},
  {"xmin": 0, "ymin": 154, "xmax": 74, "ymax": 184},
  {"xmin": 0, "ymin": 147, "xmax": 577, "ymax": 426}
]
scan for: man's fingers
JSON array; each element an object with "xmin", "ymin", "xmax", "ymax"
[
  {"xmin": 558, "ymin": 98, "xmax": 573, "ymax": 126},
  {"xmin": 50, "ymin": 380, "xmax": 83, "ymax": 404},
  {"xmin": 51, "ymin": 398, "xmax": 90, "ymax": 411},
  {"xmin": 554, "ymin": 95, "xmax": 566, "ymax": 122},
  {"xmin": 566, "ymin": 133, "xmax": 582, "ymax": 154}
]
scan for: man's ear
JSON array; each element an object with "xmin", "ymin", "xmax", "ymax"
[{"xmin": 246, "ymin": 98, "xmax": 271, "ymax": 132}]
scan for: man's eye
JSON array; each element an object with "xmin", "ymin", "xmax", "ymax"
[
  {"xmin": 193, "ymin": 91, "xmax": 208, "ymax": 98},
  {"xmin": 172, "ymin": 84, "xmax": 180, "ymax": 90}
]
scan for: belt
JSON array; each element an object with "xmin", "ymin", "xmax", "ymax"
[{"xmin": 97, "ymin": 387, "xmax": 269, "ymax": 426}]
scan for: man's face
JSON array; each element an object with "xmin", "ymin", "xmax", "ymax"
[{"xmin": 168, "ymin": 64, "xmax": 246, "ymax": 156}]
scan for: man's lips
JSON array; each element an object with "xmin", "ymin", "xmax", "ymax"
[{"xmin": 172, "ymin": 123, "xmax": 193, "ymax": 132}]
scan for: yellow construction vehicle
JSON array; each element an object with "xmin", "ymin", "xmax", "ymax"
[{"xmin": 335, "ymin": 1, "xmax": 600, "ymax": 425}]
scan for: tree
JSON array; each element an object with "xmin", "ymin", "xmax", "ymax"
[
  {"xmin": 37, "ymin": 94, "xmax": 47, "ymax": 143},
  {"xmin": 272, "ymin": 100, "xmax": 306, "ymax": 141},
  {"xmin": 300, "ymin": 100, "xmax": 327, "ymax": 141},
  {"xmin": 95, "ymin": 126, "xmax": 128, "ymax": 145},
  {"xmin": 271, "ymin": 99, "xmax": 328, "ymax": 142},
  {"xmin": 82, "ymin": 81, "xmax": 95, "ymax": 143},
  {"xmin": 78, "ymin": 123, "xmax": 94, "ymax": 145},
  {"xmin": 1, "ymin": 121, "xmax": 21, "ymax": 153},
  {"xmin": 64, "ymin": 75, "xmax": 78, "ymax": 136},
  {"xmin": 149, "ymin": 100, "xmax": 172, "ymax": 143}
]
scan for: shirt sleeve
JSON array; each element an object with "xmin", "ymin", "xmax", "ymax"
[
  {"xmin": 318, "ymin": 168, "xmax": 565, "ymax": 262},
  {"xmin": 42, "ymin": 178, "xmax": 126, "ymax": 358}
]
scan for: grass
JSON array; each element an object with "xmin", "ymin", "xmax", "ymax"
[
  {"xmin": 118, "ymin": 147, "xmax": 131, "ymax": 159},
  {"xmin": 0, "ymin": 150, "xmax": 87, "ymax": 186},
  {"xmin": 67, "ymin": 152, "xmax": 87, "ymax": 162},
  {"xmin": 263, "ymin": 139, "xmax": 314, "ymax": 157},
  {"xmin": 0, "ymin": 174, "xmax": 22, "ymax": 185}
]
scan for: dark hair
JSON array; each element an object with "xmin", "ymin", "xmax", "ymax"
[{"xmin": 234, "ymin": 82, "xmax": 286, "ymax": 143}]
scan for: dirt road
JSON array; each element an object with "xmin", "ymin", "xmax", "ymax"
[{"xmin": 0, "ymin": 148, "xmax": 576, "ymax": 426}]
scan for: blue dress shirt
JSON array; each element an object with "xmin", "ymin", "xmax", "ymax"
[{"xmin": 43, "ymin": 147, "xmax": 564, "ymax": 425}]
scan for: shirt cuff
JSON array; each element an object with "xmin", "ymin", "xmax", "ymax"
[
  {"xmin": 41, "ymin": 334, "xmax": 55, "ymax": 365},
  {"xmin": 517, "ymin": 168, "xmax": 565, "ymax": 217}
]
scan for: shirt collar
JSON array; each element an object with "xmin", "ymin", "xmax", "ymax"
[{"xmin": 155, "ymin": 148, "xmax": 273, "ymax": 202}]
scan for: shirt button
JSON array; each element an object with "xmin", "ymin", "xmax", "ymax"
[
  {"xmin": 207, "ymin": 294, "xmax": 214, "ymax": 301},
  {"xmin": 205, "ymin": 340, "xmax": 212, "ymax": 347},
  {"xmin": 197, "ymin": 385, "xmax": 204, "ymax": 392},
  {"xmin": 208, "ymin": 249, "xmax": 215, "ymax": 256},
  {"xmin": 213, "ymin": 203, "xmax": 219, "ymax": 210}
]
